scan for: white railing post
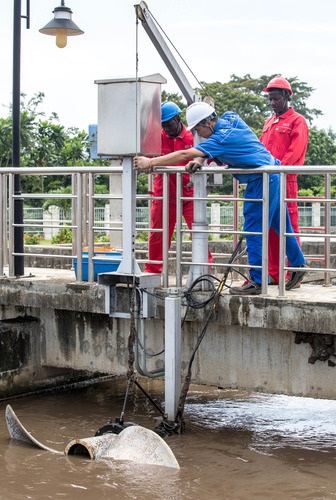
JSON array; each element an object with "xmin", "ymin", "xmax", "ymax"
[
  {"xmin": 261, "ymin": 172, "xmax": 269, "ymax": 293},
  {"xmin": 211, "ymin": 203, "xmax": 221, "ymax": 233},
  {"xmin": 43, "ymin": 206, "xmax": 59, "ymax": 240},
  {"xmin": 108, "ymin": 160, "xmax": 123, "ymax": 249},
  {"xmin": 278, "ymin": 172, "xmax": 287, "ymax": 297},
  {"xmin": 312, "ymin": 201, "xmax": 321, "ymax": 227}
]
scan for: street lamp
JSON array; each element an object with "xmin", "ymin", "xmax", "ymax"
[
  {"xmin": 12, "ymin": 0, "xmax": 83, "ymax": 276},
  {"xmin": 39, "ymin": 1, "xmax": 84, "ymax": 48}
]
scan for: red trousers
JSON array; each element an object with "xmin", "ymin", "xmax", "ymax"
[
  {"xmin": 268, "ymin": 180, "xmax": 300, "ymax": 282},
  {"xmin": 145, "ymin": 199, "xmax": 212, "ymax": 273}
]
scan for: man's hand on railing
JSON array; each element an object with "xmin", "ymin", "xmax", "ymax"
[
  {"xmin": 133, "ymin": 156, "xmax": 154, "ymax": 173},
  {"xmin": 185, "ymin": 160, "xmax": 203, "ymax": 174}
]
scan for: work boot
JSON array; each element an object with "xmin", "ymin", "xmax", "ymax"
[
  {"xmin": 285, "ymin": 264, "xmax": 309, "ymax": 291},
  {"xmin": 229, "ymin": 279, "xmax": 261, "ymax": 296},
  {"xmin": 271, "ymin": 276, "xmax": 301, "ymax": 289}
]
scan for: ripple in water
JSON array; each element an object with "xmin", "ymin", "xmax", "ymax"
[{"xmin": 184, "ymin": 391, "xmax": 336, "ymax": 453}]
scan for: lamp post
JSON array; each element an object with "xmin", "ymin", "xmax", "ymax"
[
  {"xmin": 12, "ymin": 0, "xmax": 83, "ymax": 276},
  {"xmin": 12, "ymin": 0, "xmax": 27, "ymax": 276}
]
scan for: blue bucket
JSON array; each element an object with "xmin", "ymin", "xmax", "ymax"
[{"xmin": 73, "ymin": 250, "xmax": 122, "ymax": 281}]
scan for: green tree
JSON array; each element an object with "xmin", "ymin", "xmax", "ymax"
[
  {"xmin": 0, "ymin": 116, "xmax": 12, "ymax": 167},
  {"xmin": 43, "ymin": 186, "xmax": 73, "ymax": 220},
  {"xmin": 194, "ymin": 75, "xmax": 332, "ymax": 196},
  {"xmin": 136, "ymin": 173, "xmax": 151, "ymax": 207},
  {"xmin": 2, "ymin": 80, "xmax": 334, "ymax": 204},
  {"xmin": 305, "ymin": 127, "xmax": 336, "ymax": 166},
  {"xmin": 196, "ymin": 74, "xmax": 322, "ymax": 136},
  {"xmin": 0, "ymin": 92, "xmax": 107, "ymax": 205},
  {"xmin": 155, "ymin": 76, "xmax": 333, "ymax": 196},
  {"xmin": 299, "ymin": 127, "xmax": 336, "ymax": 196}
]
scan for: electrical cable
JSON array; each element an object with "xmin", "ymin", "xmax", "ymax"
[
  {"xmin": 174, "ymin": 236, "xmax": 245, "ymax": 430},
  {"xmin": 115, "ymin": 238, "xmax": 247, "ymax": 436}
]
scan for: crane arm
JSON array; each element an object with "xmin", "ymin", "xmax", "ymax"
[{"xmin": 135, "ymin": 2, "xmax": 199, "ymax": 105}]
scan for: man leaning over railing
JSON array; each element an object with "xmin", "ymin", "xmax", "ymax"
[{"xmin": 133, "ymin": 102, "xmax": 308, "ymax": 295}]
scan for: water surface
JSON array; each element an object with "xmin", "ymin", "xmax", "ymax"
[{"xmin": 1, "ymin": 378, "xmax": 336, "ymax": 499}]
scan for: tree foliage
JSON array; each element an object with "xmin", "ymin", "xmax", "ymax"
[
  {"xmin": 298, "ymin": 126, "xmax": 336, "ymax": 197},
  {"xmin": 304, "ymin": 127, "xmax": 336, "ymax": 166},
  {"xmin": 1, "ymin": 77, "xmax": 335, "ymax": 203},
  {"xmin": 0, "ymin": 92, "xmax": 109, "ymax": 206},
  {"xmin": 196, "ymin": 74, "xmax": 322, "ymax": 136},
  {"xmin": 167, "ymin": 74, "xmax": 335, "ymax": 196}
]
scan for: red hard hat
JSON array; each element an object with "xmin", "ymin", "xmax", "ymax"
[{"xmin": 263, "ymin": 76, "xmax": 293, "ymax": 95}]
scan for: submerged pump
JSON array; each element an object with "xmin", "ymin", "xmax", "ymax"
[{"xmin": 96, "ymin": 237, "xmax": 246, "ymax": 438}]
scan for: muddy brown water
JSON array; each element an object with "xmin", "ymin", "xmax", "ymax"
[{"xmin": 1, "ymin": 378, "xmax": 336, "ymax": 499}]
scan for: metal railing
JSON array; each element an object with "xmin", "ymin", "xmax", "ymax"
[
  {"xmin": 21, "ymin": 203, "xmax": 336, "ymax": 236},
  {"xmin": 0, "ymin": 165, "xmax": 335, "ymax": 295}
]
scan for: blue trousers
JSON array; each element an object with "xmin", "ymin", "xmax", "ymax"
[{"xmin": 243, "ymin": 173, "xmax": 305, "ymax": 284}]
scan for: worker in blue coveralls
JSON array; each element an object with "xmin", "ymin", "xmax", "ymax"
[{"xmin": 133, "ymin": 102, "xmax": 308, "ymax": 295}]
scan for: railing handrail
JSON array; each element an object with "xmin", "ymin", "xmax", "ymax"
[
  {"xmin": 1, "ymin": 164, "xmax": 336, "ymax": 175},
  {"xmin": 0, "ymin": 164, "xmax": 335, "ymax": 294}
]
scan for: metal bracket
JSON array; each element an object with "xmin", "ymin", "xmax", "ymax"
[{"xmin": 98, "ymin": 271, "xmax": 161, "ymax": 318}]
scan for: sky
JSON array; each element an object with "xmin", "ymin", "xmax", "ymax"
[{"xmin": 0, "ymin": 0, "xmax": 335, "ymax": 133}]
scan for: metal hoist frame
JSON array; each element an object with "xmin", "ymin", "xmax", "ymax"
[{"xmin": 135, "ymin": 1, "xmax": 210, "ymax": 289}]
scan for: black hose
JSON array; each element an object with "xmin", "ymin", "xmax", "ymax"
[{"xmin": 175, "ymin": 236, "xmax": 245, "ymax": 427}]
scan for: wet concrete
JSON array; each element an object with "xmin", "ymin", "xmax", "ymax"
[
  {"xmin": 1, "ymin": 378, "xmax": 336, "ymax": 499},
  {"xmin": 1, "ymin": 266, "xmax": 336, "ymax": 399}
]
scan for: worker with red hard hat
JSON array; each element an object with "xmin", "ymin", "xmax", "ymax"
[
  {"xmin": 145, "ymin": 101, "xmax": 212, "ymax": 273},
  {"xmin": 263, "ymin": 75, "xmax": 293, "ymax": 95},
  {"xmin": 261, "ymin": 75, "xmax": 309, "ymax": 285}
]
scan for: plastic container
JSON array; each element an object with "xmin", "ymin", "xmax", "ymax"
[{"xmin": 73, "ymin": 250, "xmax": 122, "ymax": 281}]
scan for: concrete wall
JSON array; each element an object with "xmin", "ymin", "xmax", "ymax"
[{"xmin": 0, "ymin": 276, "xmax": 335, "ymax": 399}]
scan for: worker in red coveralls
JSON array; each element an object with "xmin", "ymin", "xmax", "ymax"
[
  {"xmin": 261, "ymin": 76, "xmax": 309, "ymax": 285},
  {"xmin": 145, "ymin": 101, "xmax": 212, "ymax": 273}
]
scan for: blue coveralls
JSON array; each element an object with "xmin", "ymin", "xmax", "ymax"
[{"xmin": 195, "ymin": 112, "xmax": 305, "ymax": 284}]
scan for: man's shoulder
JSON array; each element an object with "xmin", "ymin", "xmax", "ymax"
[
  {"xmin": 285, "ymin": 107, "xmax": 307, "ymax": 122},
  {"xmin": 219, "ymin": 111, "xmax": 239, "ymax": 123}
]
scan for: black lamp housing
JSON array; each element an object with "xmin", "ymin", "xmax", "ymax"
[{"xmin": 39, "ymin": 1, "xmax": 84, "ymax": 48}]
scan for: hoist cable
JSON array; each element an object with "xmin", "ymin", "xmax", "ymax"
[
  {"xmin": 135, "ymin": 14, "xmax": 139, "ymax": 158},
  {"xmin": 146, "ymin": 6, "xmax": 207, "ymax": 93}
]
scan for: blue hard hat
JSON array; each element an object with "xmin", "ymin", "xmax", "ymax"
[{"xmin": 161, "ymin": 101, "xmax": 181, "ymax": 123}]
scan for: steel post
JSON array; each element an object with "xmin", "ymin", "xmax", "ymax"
[
  {"xmin": 12, "ymin": 0, "xmax": 24, "ymax": 276},
  {"xmin": 164, "ymin": 288, "xmax": 181, "ymax": 421},
  {"xmin": 117, "ymin": 157, "xmax": 141, "ymax": 275}
]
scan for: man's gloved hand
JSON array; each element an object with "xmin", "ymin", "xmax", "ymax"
[
  {"xmin": 185, "ymin": 160, "xmax": 203, "ymax": 174},
  {"xmin": 133, "ymin": 156, "xmax": 154, "ymax": 173}
]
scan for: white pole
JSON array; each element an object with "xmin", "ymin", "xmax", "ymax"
[{"xmin": 164, "ymin": 288, "xmax": 181, "ymax": 421}]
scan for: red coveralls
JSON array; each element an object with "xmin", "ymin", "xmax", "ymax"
[
  {"xmin": 145, "ymin": 125, "xmax": 211, "ymax": 273},
  {"xmin": 260, "ymin": 107, "xmax": 309, "ymax": 282}
]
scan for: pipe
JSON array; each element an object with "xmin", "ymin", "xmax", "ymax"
[{"xmin": 65, "ymin": 425, "xmax": 179, "ymax": 468}]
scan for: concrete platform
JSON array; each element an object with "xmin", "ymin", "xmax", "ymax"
[
  {"xmin": 226, "ymin": 280, "xmax": 336, "ymax": 303},
  {"xmin": 2, "ymin": 265, "xmax": 336, "ymax": 303}
]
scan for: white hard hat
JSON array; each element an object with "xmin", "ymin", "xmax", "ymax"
[{"xmin": 186, "ymin": 102, "xmax": 216, "ymax": 130}]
